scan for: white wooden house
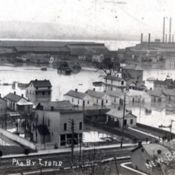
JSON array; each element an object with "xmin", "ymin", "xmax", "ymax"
[
  {"xmin": 86, "ymin": 89, "xmax": 111, "ymax": 107},
  {"xmin": 64, "ymin": 89, "xmax": 93, "ymax": 108}
]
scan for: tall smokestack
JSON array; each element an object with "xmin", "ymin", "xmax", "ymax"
[
  {"xmin": 163, "ymin": 17, "xmax": 165, "ymax": 42},
  {"xmin": 148, "ymin": 33, "xmax": 151, "ymax": 44},
  {"xmin": 140, "ymin": 33, "xmax": 143, "ymax": 43},
  {"xmin": 169, "ymin": 17, "xmax": 172, "ymax": 43},
  {"xmin": 172, "ymin": 34, "xmax": 174, "ymax": 43},
  {"xmin": 165, "ymin": 34, "xmax": 168, "ymax": 43}
]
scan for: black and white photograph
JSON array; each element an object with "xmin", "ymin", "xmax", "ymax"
[{"xmin": 0, "ymin": 0, "xmax": 174, "ymax": 174}]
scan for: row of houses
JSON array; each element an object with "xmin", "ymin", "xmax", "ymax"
[
  {"xmin": 64, "ymin": 88, "xmax": 151, "ymax": 109},
  {"xmin": 148, "ymin": 88, "xmax": 175, "ymax": 103}
]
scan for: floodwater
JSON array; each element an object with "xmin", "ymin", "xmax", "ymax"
[
  {"xmin": 0, "ymin": 65, "xmax": 103, "ymax": 100},
  {"xmin": 1, "ymin": 65, "xmax": 175, "ymax": 134}
]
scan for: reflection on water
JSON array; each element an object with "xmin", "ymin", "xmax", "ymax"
[
  {"xmin": 1, "ymin": 65, "xmax": 175, "ymax": 133},
  {"xmin": 0, "ymin": 65, "xmax": 103, "ymax": 100}
]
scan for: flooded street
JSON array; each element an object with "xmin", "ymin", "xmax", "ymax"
[
  {"xmin": 1, "ymin": 65, "xmax": 175, "ymax": 134},
  {"xmin": 0, "ymin": 65, "xmax": 103, "ymax": 100}
]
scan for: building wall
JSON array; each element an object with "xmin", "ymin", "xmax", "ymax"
[
  {"xmin": 0, "ymin": 99, "xmax": 7, "ymax": 117},
  {"xmin": 89, "ymin": 94, "xmax": 111, "ymax": 107},
  {"xmin": 118, "ymin": 116, "xmax": 136, "ymax": 128},
  {"xmin": 64, "ymin": 95, "xmax": 93, "ymax": 107},
  {"xmin": 150, "ymin": 95, "xmax": 166, "ymax": 103},
  {"xmin": 5, "ymin": 99, "xmax": 16, "ymax": 111},
  {"xmin": 122, "ymin": 68, "xmax": 143, "ymax": 81},
  {"xmin": 32, "ymin": 110, "xmax": 83, "ymax": 147},
  {"xmin": 26, "ymin": 83, "xmax": 51, "ymax": 104},
  {"xmin": 106, "ymin": 79, "xmax": 126, "ymax": 88},
  {"xmin": 108, "ymin": 96, "xmax": 121, "ymax": 105}
]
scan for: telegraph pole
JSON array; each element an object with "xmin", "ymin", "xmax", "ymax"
[
  {"xmin": 70, "ymin": 119, "xmax": 75, "ymax": 165},
  {"xmin": 120, "ymin": 93, "xmax": 126, "ymax": 148}
]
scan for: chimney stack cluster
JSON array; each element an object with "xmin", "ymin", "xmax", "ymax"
[{"xmin": 162, "ymin": 16, "xmax": 174, "ymax": 43}]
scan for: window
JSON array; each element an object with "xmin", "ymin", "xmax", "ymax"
[
  {"xmin": 96, "ymin": 99, "xmax": 98, "ymax": 103},
  {"xmin": 78, "ymin": 100, "xmax": 79, "ymax": 104},
  {"xmin": 60, "ymin": 135, "xmax": 66, "ymax": 146},
  {"xmin": 42, "ymin": 92, "xmax": 45, "ymax": 96},
  {"xmin": 64, "ymin": 123, "xmax": 67, "ymax": 131},
  {"xmin": 87, "ymin": 101, "xmax": 89, "ymax": 104},
  {"xmin": 72, "ymin": 98, "xmax": 74, "ymax": 102},
  {"xmin": 79, "ymin": 122, "xmax": 82, "ymax": 130},
  {"xmin": 130, "ymin": 119, "xmax": 133, "ymax": 125},
  {"xmin": 106, "ymin": 100, "xmax": 108, "ymax": 104},
  {"xmin": 121, "ymin": 81, "xmax": 124, "ymax": 85}
]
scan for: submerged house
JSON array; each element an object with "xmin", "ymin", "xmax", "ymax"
[
  {"xmin": 148, "ymin": 88, "xmax": 166, "ymax": 103},
  {"xmin": 103, "ymin": 75, "xmax": 126, "ymax": 91},
  {"xmin": 86, "ymin": 89, "xmax": 111, "ymax": 107},
  {"xmin": 4, "ymin": 92, "xmax": 33, "ymax": 114},
  {"xmin": 26, "ymin": 79, "xmax": 52, "ymax": 104},
  {"xmin": 106, "ymin": 108, "xmax": 137, "ymax": 128},
  {"xmin": 64, "ymin": 89, "xmax": 93, "ymax": 108}
]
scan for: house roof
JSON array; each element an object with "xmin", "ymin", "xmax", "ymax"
[
  {"xmin": 16, "ymin": 98, "xmax": 33, "ymax": 106},
  {"xmin": 106, "ymin": 108, "xmax": 137, "ymax": 119},
  {"xmin": 4, "ymin": 93, "xmax": 22, "ymax": 102},
  {"xmin": 15, "ymin": 46, "xmax": 69, "ymax": 53},
  {"xmin": 106, "ymin": 89, "xmax": 123, "ymax": 98},
  {"xmin": 86, "ymin": 90, "xmax": 105, "ymax": 99},
  {"xmin": 29, "ymin": 79, "xmax": 52, "ymax": 88},
  {"xmin": 122, "ymin": 64, "xmax": 143, "ymax": 71},
  {"xmin": 64, "ymin": 90, "xmax": 86, "ymax": 99},
  {"xmin": 104, "ymin": 75, "xmax": 125, "ymax": 82},
  {"xmin": 36, "ymin": 100, "xmax": 74, "ymax": 111}
]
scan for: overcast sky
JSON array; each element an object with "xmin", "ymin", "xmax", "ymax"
[{"xmin": 0, "ymin": 0, "xmax": 174, "ymax": 40}]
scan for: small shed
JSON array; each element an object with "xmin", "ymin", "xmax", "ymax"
[{"xmin": 106, "ymin": 108, "xmax": 137, "ymax": 128}]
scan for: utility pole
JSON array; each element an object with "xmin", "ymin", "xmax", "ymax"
[
  {"xmin": 70, "ymin": 119, "xmax": 75, "ymax": 165},
  {"xmin": 120, "ymin": 93, "xmax": 126, "ymax": 148},
  {"xmin": 159, "ymin": 119, "xmax": 175, "ymax": 141}
]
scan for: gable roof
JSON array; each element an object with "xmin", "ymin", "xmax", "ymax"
[
  {"xmin": 29, "ymin": 79, "xmax": 52, "ymax": 88},
  {"xmin": 106, "ymin": 89, "xmax": 123, "ymax": 98},
  {"xmin": 64, "ymin": 90, "xmax": 86, "ymax": 99},
  {"xmin": 4, "ymin": 93, "xmax": 22, "ymax": 102},
  {"xmin": 106, "ymin": 108, "xmax": 137, "ymax": 119},
  {"xmin": 86, "ymin": 89, "xmax": 105, "ymax": 99},
  {"xmin": 36, "ymin": 100, "xmax": 73, "ymax": 111},
  {"xmin": 122, "ymin": 64, "xmax": 143, "ymax": 71}
]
